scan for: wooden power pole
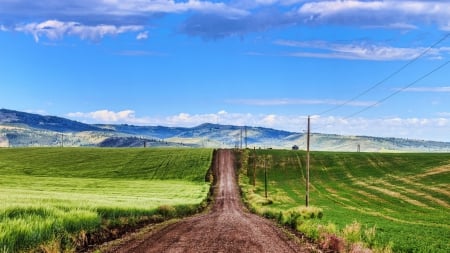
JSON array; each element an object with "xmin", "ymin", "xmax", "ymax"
[
  {"xmin": 264, "ymin": 157, "xmax": 268, "ymax": 199},
  {"xmin": 245, "ymin": 126, "xmax": 248, "ymax": 149},
  {"xmin": 306, "ymin": 116, "xmax": 310, "ymax": 207},
  {"xmin": 240, "ymin": 127, "xmax": 243, "ymax": 149},
  {"xmin": 253, "ymin": 147, "xmax": 256, "ymax": 187}
]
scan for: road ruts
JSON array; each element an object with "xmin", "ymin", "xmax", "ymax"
[{"xmin": 108, "ymin": 149, "xmax": 310, "ymax": 253}]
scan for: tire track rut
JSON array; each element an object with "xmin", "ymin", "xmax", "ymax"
[{"xmin": 107, "ymin": 149, "xmax": 309, "ymax": 253}]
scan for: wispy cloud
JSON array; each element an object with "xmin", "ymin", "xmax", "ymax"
[
  {"xmin": 274, "ymin": 40, "xmax": 450, "ymax": 61},
  {"xmin": 310, "ymin": 116, "xmax": 450, "ymax": 141},
  {"xmin": 0, "ymin": 0, "xmax": 248, "ymax": 20},
  {"xmin": 1, "ymin": 0, "xmax": 247, "ymax": 41},
  {"xmin": 298, "ymin": 1, "xmax": 450, "ymax": 30},
  {"xmin": 400, "ymin": 86, "xmax": 450, "ymax": 92},
  {"xmin": 437, "ymin": 112, "xmax": 450, "ymax": 117},
  {"xmin": 228, "ymin": 98, "xmax": 374, "ymax": 107},
  {"xmin": 3, "ymin": 1, "xmax": 450, "ymax": 40},
  {"xmin": 136, "ymin": 31, "xmax": 149, "ymax": 40},
  {"xmin": 116, "ymin": 50, "xmax": 164, "ymax": 57},
  {"xmin": 181, "ymin": 1, "xmax": 450, "ymax": 39},
  {"xmin": 180, "ymin": 7, "xmax": 292, "ymax": 39},
  {"xmin": 15, "ymin": 20, "xmax": 143, "ymax": 42}
]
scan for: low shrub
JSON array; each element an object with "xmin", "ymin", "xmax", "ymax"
[
  {"xmin": 319, "ymin": 233, "xmax": 345, "ymax": 252},
  {"xmin": 156, "ymin": 205, "xmax": 177, "ymax": 219},
  {"xmin": 343, "ymin": 221, "xmax": 362, "ymax": 244}
]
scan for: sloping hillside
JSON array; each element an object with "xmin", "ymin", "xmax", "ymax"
[
  {"xmin": 1, "ymin": 108, "xmax": 449, "ymax": 151},
  {"xmin": 0, "ymin": 109, "xmax": 103, "ymax": 132}
]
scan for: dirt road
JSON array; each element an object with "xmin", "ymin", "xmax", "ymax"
[{"xmin": 107, "ymin": 149, "xmax": 309, "ymax": 253}]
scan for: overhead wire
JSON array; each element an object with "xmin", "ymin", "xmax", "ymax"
[
  {"xmin": 345, "ymin": 60, "xmax": 450, "ymax": 119},
  {"xmin": 316, "ymin": 33, "xmax": 450, "ymax": 116},
  {"xmin": 309, "ymin": 60, "xmax": 449, "ymax": 139},
  {"xmin": 309, "ymin": 33, "xmax": 449, "ymax": 135}
]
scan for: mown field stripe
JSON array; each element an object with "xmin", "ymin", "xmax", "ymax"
[{"xmin": 239, "ymin": 150, "xmax": 450, "ymax": 252}]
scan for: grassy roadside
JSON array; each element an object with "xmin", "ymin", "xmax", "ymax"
[
  {"xmin": 236, "ymin": 149, "xmax": 450, "ymax": 252},
  {"xmin": 0, "ymin": 148, "xmax": 213, "ymax": 252}
]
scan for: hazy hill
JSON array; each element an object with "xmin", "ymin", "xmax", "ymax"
[
  {"xmin": 0, "ymin": 109, "xmax": 102, "ymax": 132},
  {"xmin": 1, "ymin": 108, "xmax": 449, "ymax": 152},
  {"xmin": 95, "ymin": 124, "xmax": 186, "ymax": 139}
]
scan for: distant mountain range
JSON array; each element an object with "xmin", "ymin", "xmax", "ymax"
[{"xmin": 1, "ymin": 108, "xmax": 449, "ymax": 152}]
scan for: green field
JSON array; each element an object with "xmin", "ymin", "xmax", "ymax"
[
  {"xmin": 239, "ymin": 149, "xmax": 450, "ymax": 252},
  {"xmin": 0, "ymin": 148, "xmax": 213, "ymax": 252}
]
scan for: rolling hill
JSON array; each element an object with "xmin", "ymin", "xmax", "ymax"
[{"xmin": 1, "ymin": 108, "xmax": 449, "ymax": 151}]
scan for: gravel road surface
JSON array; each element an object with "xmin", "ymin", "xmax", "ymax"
[{"xmin": 106, "ymin": 149, "xmax": 310, "ymax": 253}]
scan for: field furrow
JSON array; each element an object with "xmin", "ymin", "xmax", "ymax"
[{"xmin": 239, "ymin": 150, "xmax": 450, "ymax": 252}]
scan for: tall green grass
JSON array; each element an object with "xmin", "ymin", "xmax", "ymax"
[
  {"xmin": 0, "ymin": 148, "xmax": 213, "ymax": 252},
  {"xmin": 238, "ymin": 149, "xmax": 450, "ymax": 252}
]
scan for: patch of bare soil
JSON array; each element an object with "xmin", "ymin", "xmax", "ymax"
[{"xmin": 100, "ymin": 149, "xmax": 312, "ymax": 253}]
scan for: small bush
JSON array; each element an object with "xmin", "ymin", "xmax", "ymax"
[
  {"xmin": 174, "ymin": 204, "xmax": 198, "ymax": 216},
  {"xmin": 156, "ymin": 205, "xmax": 176, "ymax": 219},
  {"xmin": 343, "ymin": 221, "xmax": 362, "ymax": 244},
  {"xmin": 363, "ymin": 225, "xmax": 377, "ymax": 248},
  {"xmin": 285, "ymin": 206, "xmax": 323, "ymax": 223},
  {"xmin": 297, "ymin": 220, "xmax": 320, "ymax": 240},
  {"xmin": 319, "ymin": 233, "xmax": 345, "ymax": 253},
  {"xmin": 349, "ymin": 242, "xmax": 372, "ymax": 253},
  {"xmin": 261, "ymin": 209, "xmax": 278, "ymax": 219}
]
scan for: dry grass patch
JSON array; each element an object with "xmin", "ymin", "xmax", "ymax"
[{"xmin": 415, "ymin": 164, "xmax": 450, "ymax": 178}]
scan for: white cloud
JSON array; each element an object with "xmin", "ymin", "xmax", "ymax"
[
  {"xmin": 3, "ymin": 0, "xmax": 450, "ymax": 41},
  {"xmin": 1, "ymin": 0, "xmax": 248, "ymax": 21},
  {"xmin": 67, "ymin": 109, "xmax": 151, "ymax": 124},
  {"xmin": 162, "ymin": 113, "xmax": 450, "ymax": 141},
  {"xmin": 275, "ymin": 40, "xmax": 448, "ymax": 61},
  {"xmin": 310, "ymin": 116, "xmax": 450, "ymax": 141},
  {"xmin": 15, "ymin": 20, "xmax": 143, "ymax": 42},
  {"xmin": 437, "ymin": 112, "xmax": 450, "ymax": 117},
  {"xmin": 0, "ymin": 25, "xmax": 7, "ymax": 32},
  {"xmin": 364, "ymin": 22, "xmax": 418, "ymax": 30},
  {"xmin": 2, "ymin": 1, "xmax": 248, "ymax": 40},
  {"xmin": 136, "ymin": 31, "xmax": 149, "ymax": 40},
  {"xmin": 400, "ymin": 86, "xmax": 450, "ymax": 92},
  {"xmin": 298, "ymin": 1, "xmax": 450, "ymax": 31},
  {"xmin": 103, "ymin": 0, "xmax": 248, "ymax": 17},
  {"xmin": 262, "ymin": 114, "xmax": 277, "ymax": 125}
]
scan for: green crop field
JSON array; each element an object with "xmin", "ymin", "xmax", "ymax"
[
  {"xmin": 239, "ymin": 149, "xmax": 450, "ymax": 252},
  {"xmin": 0, "ymin": 148, "xmax": 213, "ymax": 252}
]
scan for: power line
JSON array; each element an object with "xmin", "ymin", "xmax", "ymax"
[
  {"xmin": 317, "ymin": 33, "xmax": 450, "ymax": 116},
  {"xmin": 310, "ymin": 60, "xmax": 450, "ymax": 135},
  {"xmin": 346, "ymin": 60, "xmax": 450, "ymax": 119}
]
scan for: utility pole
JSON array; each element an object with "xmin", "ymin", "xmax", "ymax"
[
  {"xmin": 253, "ymin": 147, "xmax": 256, "ymax": 187},
  {"xmin": 240, "ymin": 127, "xmax": 243, "ymax": 149},
  {"xmin": 306, "ymin": 116, "xmax": 310, "ymax": 207},
  {"xmin": 245, "ymin": 126, "xmax": 248, "ymax": 149},
  {"xmin": 264, "ymin": 156, "xmax": 268, "ymax": 199},
  {"xmin": 60, "ymin": 133, "xmax": 64, "ymax": 148}
]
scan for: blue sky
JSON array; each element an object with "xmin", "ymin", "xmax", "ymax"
[{"xmin": 1, "ymin": 0, "xmax": 450, "ymax": 141}]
